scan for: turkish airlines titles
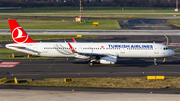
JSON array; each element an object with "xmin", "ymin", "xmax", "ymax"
[{"xmin": 109, "ymin": 44, "xmax": 153, "ymax": 49}]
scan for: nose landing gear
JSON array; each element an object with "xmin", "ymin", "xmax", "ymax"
[{"xmin": 154, "ymin": 58, "xmax": 157, "ymax": 66}]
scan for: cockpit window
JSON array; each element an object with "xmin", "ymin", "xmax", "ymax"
[{"xmin": 163, "ymin": 47, "xmax": 170, "ymax": 50}]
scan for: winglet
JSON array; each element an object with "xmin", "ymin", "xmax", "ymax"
[
  {"xmin": 71, "ymin": 37, "xmax": 76, "ymax": 43},
  {"xmin": 68, "ymin": 43, "xmax": 76, "ymax": 53}
]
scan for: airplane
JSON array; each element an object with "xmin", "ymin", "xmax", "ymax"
[{"xmin": 6, "ymin": 20, "xmax": 175, "ymax": 67}]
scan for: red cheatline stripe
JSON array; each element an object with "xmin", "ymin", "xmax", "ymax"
[
  {"xmin": 0, "ymin": 65, "xmax": 16, "ymax": 67},
  {"xmin": 0, "ymin": 62, "xmax": 20, "ymax": 65}
]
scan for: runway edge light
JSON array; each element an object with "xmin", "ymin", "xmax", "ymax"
[
  {"xmin": 93, "ymin": 22, "xmax": 99, "ymax": 26},
  {"xmin": 93, "ymin": 22, "xmax": 99, "ymax": 25},
  {"xmin": 64, "ymin": 78, "xmax": 72, "ymax": 82},
  {"xmin": 14, "ymin": 78, "xmax": 18, "ymax": 84},
  {"xmin": 0, "ymin": 77, "xmax": 7, "ymax": 84},
  {"xmin": 147, "ymin": 76, "xmax": 156, "ymax": 80},
  {"xmin": 147, "ymin": 76, "xmax": 165, "ymax": 80},
  {"xmin": 12, "ymin": 53, "xmax": 14, "ymax": 58},
  {"xmin": 156, "ymin": 76, "xmax": 165, "ymax": 80},
  {"xmin": 77, "ymin": 35, "xmax": 82, "ymax": 37}
]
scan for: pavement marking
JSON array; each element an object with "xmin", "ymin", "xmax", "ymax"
[
  {"xmin": 172, "ymin": 48, "xmax": 180, "ymax": 59},
  {"xmin": 134, "ymin": 26, "xmax": 165, "ymax": 27},
  {"xmin": 163, "ymin": 34, "xmax": 169, "ymax": 62},
  {"xmin": 9, "ymin": 71, "xmax": 180, "ymax": 76},
  {"xmin": 0, "ymin": 62, "xmax": 20, "ymax": 68},
  {"xmin": 164, "ymin": 34, "xmax": 169, "ymax": 45},
  {"xmin": 48, "ymin": 61, "xmax": 56, "ymax": 69},
  {"xmin": 0, "ymin": 65, "xmax": 16, "ymax": 67},
  {"xmin": 0, "ymin": 62, "xmax": 20, "ymax": 65},
  {"xmin": 129, "ymin": 38, "xmax": 166, "ymax": 42},
  {"xmin": 16, "ymin": 63, "xmax": 180, "ymax": 67},
  {"xmin": 173, "ymin": 47, "xmax": 180, "ymax": 51},
  {"xmin": 140, "ymin": 20, "xmax": 157, "ymax": 30},
  {"xmin": 163, "ymin": 58, "xmax": 166, "ymax": 62},
  {"xmin": 173, "ymin": 56, "xmax": 180, "ymax": 59}
]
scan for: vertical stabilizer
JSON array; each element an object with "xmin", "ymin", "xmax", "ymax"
[{"xmin": 8, "ymin": 20, "xmax": 36, "ymax": 43}]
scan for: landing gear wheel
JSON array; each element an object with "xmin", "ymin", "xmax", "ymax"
[
  {"xmin": 154, "ymin": 58, "xmax": 157, "ymax": 66},
  {"xmin": 154, "ymin": 63, "xmax": 158, "ymax": 66},
  {"xmin": 89, "ymin": 62, "xmax": 94, "ymax": 67}
]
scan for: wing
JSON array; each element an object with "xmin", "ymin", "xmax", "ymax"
[{"xmin": 68, "ymin": 43, "xmax": 118, "ymax": 64}]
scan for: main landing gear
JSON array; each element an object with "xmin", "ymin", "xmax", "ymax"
[
  {"xmin": 89, "ymin": 62, "xmax": 94, "ymax": 67},
  {"xmin": 154, "ymin": 58, "xmax": 157, "ymax": 66},
  {"xmin": 89, "ymin": 60, "xmax": 95, "ymax": 67}
]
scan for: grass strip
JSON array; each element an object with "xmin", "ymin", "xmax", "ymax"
[
  {"xmin": 0, "ymin": 20, "xmax": 120, "ymax": 30},
  {"xmin": 0, "ymin": 14, "xmax": 178, "ymax": 20},
  {"xmin": 0, "ymin": 35, "xmax": 99, "ymax": 42},
  {"xmin": 0, "ymin": 48, "xmax": 22, "ymax": 53},
  {"xmin": 3, "ymin": 77, "xmax": 180, "ymax": 89},
  {"xmin": 167, "ymin": 19, "xmax": 180, "ymax": 27}
]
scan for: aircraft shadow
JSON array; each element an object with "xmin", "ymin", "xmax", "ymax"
[{"xmin": 73, "ymin": 59, "xmax": 180, "ymax": 68}]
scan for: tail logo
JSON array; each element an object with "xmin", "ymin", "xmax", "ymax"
[{"xmin": 12, "ymin": 27, "xmax": 28, "ymax": 43}]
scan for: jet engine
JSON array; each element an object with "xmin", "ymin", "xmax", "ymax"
[
  {"xmin": 74, "ymin": 54, "xmax": 89, "ymax": 59},
  {"xmin": 100, "ymin": 56, "xmax": 117, "ymax": 64}
]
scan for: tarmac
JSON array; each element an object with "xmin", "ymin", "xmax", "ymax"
[{"xmin": 1, "ymin": 89, "xmax": 180, "ymax": 101}]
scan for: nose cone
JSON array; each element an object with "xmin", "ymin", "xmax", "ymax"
[
  {"xmin": 171, "ymin": 50, "xmax": 175, "ymax": 56},
  {"xmin": 165, "ymin": 50, "xmax": 175, "ymax": 57}
]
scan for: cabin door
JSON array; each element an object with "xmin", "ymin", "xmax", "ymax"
[
  {"xmin": 154, "ymin": 45, "xmax": 159, "ymax": 54},
  {"xmin": 121, "ymin": 48, "xmax": 125, "ymax": 54}
]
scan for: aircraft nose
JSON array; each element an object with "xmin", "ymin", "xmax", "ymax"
[
  {"xmin": 172, "ymin": 50, "xmax": 175, "ymax": 56},
  {"xmin": 167, "ymin": 50, "xmax": 175, "ymax": 57}
]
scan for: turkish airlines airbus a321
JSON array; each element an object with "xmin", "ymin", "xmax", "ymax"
[{"xmin": 6, "ymin": 20, "xmax": 175, "ymax": 66}]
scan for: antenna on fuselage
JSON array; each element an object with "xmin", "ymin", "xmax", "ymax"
[{"xmin": 64, "ymin": 39, "xmax": 66, "ymax": 43}]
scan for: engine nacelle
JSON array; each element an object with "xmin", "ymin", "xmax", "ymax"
[
  {"xmin": 100, "ymin": 56, "xmax": 117, "ymax": 64},
  {"xmin": 74, "ymin": 53, "xmax": 89, "ymax": 59}
]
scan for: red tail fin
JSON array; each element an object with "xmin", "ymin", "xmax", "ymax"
[{"xmin": 8, "ymin": 20, "xmax": 36, "ymax": 43}]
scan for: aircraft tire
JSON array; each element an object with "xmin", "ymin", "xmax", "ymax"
[
  {"xmin": 155, "ymin": 63, "xmax": 158, "ymax": 66},
  {"xmin": 89, "ymin": 62, "xmax": 94, "ymax": 67}
]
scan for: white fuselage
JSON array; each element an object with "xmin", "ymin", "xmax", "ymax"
[{"xmin": 6, "ymin": 42, "xmax": 175, "ymax": 59}]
